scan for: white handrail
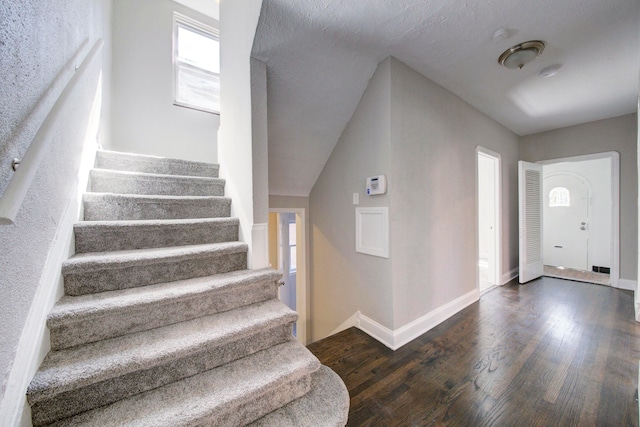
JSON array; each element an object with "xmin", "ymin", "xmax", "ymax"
[{"xmin": 0, "ymin": 38, "xmax": 104, "ymax": 225}]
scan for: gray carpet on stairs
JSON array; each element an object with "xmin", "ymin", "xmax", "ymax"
[{"xmin": 27, "ymin": 150, "xmax": 349, "ymax": 426}]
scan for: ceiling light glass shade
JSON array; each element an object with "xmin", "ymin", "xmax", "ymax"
[{"xmin": 498, "ymin": 40, "xmax": 545, "ymax": 70}]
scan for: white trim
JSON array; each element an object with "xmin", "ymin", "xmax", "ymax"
[
  {"xmin": 502, "ymin": 267, "xmax": 519, "ymax": 284},
  {"xmin": 333, "ymin": 289, "xmax": 479, "ymax": 351},
  {"xmin": 476, "ymin": 146, "xmax": 503, "ymax": 290},
  {"xmin": 537, "ymin": 152, "xmax": 620, "ymax": 288},
  {"xmin": 615, "ymin": 279, "xmax": 636, "ymax": 291},
  {"xmin": 250, "ymin": 223, "xmax": 269, "ymax": 269},
  {"xmin": 358, "ymin": 314, "xmax": 395, "ymax": 349},
  {"xmin": 329, "ymin": 311, "xmax": 362, "ymax": 336},
  {"xmin": 391, "ymin": 289, "xmax": 479, "ymax": 350}
]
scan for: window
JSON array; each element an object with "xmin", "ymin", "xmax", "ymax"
[
  {"xmin": 173, "ymin": 13, "xmax": 220, "ymax": 113},
  {"xmin": 549, "ymin": 187, "xmax": 570, "ymax": 207}
]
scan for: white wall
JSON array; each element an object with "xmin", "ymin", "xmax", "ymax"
[
  {"xmin": 520, "ymin": 114, "xmax": 638, "ymax": 280},
  {"xmin": 0, "ymin": 1, "xmax": 108, "ymax": 423},
  {"xmin": 110, "ymin": 0, "xmax": 219, "ymax": 163},
  {"xmin": 218, "ymin": 0, "xmax": 265, "ymax": 268},
  {"xmin": 309, "ymin": 57, "xmax": 520, "ymax": 343},
  {"xmin": 543, "ymin": 159, "xmax": 612, "ymax": 270}
]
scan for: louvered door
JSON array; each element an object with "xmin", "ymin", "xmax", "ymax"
[{"xmin": 519, "ymin": 161, "xmax": 544, "ymax": 283}]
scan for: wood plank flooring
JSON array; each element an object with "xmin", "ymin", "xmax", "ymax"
[{"xmin": 307, "ymin": 277, "xmax": 640, "ymax": 426}]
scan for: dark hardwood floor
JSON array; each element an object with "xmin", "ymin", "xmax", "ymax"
[{"xmin": 307, "ymin": 277, "xmax": 640, "ymax": 426}]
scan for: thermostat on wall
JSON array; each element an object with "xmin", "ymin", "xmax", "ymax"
[{"xmin": 366, "ymin": 175, "xmax": 387, "ymax": 195}]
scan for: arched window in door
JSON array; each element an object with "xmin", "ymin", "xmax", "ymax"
[{"xmin": 549, "ymin": 187, "xmax": 570, "ymax": 207}]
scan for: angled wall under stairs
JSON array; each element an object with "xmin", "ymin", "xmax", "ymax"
[{"xmin": 26, "ymin": 150, "xmax": 349, "ymax": 426}]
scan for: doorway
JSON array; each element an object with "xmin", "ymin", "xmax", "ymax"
[
  {"xmin": 477, "ymin": 147, "xmax": 501, "ymax": 293},
  {"xmin": 518, "ymin": 152, "xmax": 619, "ymax": 287},
  {"xmin": 268, "ymin": 209, "xmax": 308, "ymax": 344}
]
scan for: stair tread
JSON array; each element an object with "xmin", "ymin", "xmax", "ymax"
[
  {"xmin": 51, "ymin": 340, "xmax": 319, "ymax": 427},
  {"xmin": 62, "ymin": 242, "xmax": 248, "ymax": 272},
  {"xmin": 49, "ymin": 269, "xmax": 280, "ymax": 325},
  {"xmin": 91, "ymin": 168, "xmax": 225, "ymax": 182},
  {"xmin": 95, "ymin": 150, "xmax": 219, "ymax": 178},
  {"xmin": 75, "ymin": 217, "xmax": 239, "ymax": 230},
  {"xmin": 29, "ymin": 299, "xmax": 296, "ymax": 403},
  {"xmin": 84, "ymin": 192, "xmax": 230, "ymax": 201},
  {"xmin": 249, "ymin": 366, "xmax": 350, "ymax": 427}
]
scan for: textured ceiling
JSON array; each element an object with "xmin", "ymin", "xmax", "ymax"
[{"xmin": 252, "ymin": 0, "xmax": 640, "ymax": 197}]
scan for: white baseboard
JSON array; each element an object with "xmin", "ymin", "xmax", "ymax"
[
  {"xmin": 329, "ymin": 311, "xmax": 361, "ymax": 336},
  {"xmin": 391, "ymin": 289, "xmax": 479, "ymax": 350},
  {"xmin": 334, "ymin": 289, "xmax": 480, "ymax": 351},
  {"xmin": 615, "ymin": 278, "xmax": 636, "ymax": 291},
  {"xmin": 502, "ymin": 267, "xmax": 519, "ymax": 285},
  {"xmin": 358, "ymin": 314, "xmax": 395, "ymax": 349}
]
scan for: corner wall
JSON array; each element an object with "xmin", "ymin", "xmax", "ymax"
[
  {"xmin": 309, "ymin": 57, "xmax": 521, "ymax": 344},
  {"xmin": 520, "ymin": 113, "xmax": 638, "ymax": 281},
  {"xmin": 110, "ymin": 0, "xmax": 219, "ymax": 162}
]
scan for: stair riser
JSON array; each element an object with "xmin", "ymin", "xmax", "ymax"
[
  {"xmin": 96, "ymin": 151, "xmax": 219, "ymax": 178},
  {"xmin": 204, "ymin": 375, "xmax": 312, "ymax": 427},
  {"xmin": 31, "ymin": 325, "xmax": 294, "ymax": 426},
  {"xmin": 64, "ymin": 252, "xmax": 247, "ymax": 296},
  {"xmin": 83, "ymin": 196, "xmax": 231, "ymax": 221},
  {"xmin": 74, "ymin": 221, "xmax": 239, "ymax": 253},
  {"xmin": 50, "ymin": 280, "xmax": 278, "ymax": 350},
  {"xmin": 90, "ymin": 173, "xmax": 225, "ymax": 197}
]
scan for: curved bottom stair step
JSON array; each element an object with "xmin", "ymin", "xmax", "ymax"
[
  {"xmin": 50, "ymin": 340, "xmax": 320, "ymax": 427},
  {"xmin": 249, "ymin": 365, "xmax": 350, "ymax": 427}
]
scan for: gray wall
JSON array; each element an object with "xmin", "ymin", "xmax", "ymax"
[
  {"xmin": 0, "ymin": 0, "xmax": 107, "ymax": 407},
  {"xmin": 520, "ymin": 113, "xmax": 638, "ymax": 280},
  {"xmin": 309, "ymin": 58, "xmax": 394, "ymax": 339},
  {"xmin": 388, "ymin": 58, "xmax": 520, "ymax": 328},
  {"xmin": 110, "ymin": 0, "xmax": 219, "ymax": 163},
  {"xmin": 309, "ymin": 57, "xmax": 520, "ymax": 340}
]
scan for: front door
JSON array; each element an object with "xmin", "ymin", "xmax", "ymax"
[{"xmin": 543, "ymin": 174, "xmax": 589, "ymax": 270}]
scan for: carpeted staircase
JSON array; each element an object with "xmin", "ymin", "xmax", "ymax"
[{"xmin": 26, "ymin": 150, "xmax": 349, "ymax": 426}]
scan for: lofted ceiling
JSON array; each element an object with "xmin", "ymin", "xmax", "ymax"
[{"xmin": 251, "ymin": 0, "xmax": 640, "ymax": 197}]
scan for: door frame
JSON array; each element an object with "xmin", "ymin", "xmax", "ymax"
[
  {"xmin": 269, "ymin": 208, "xmax": 308, "ymax": 345},
  {"xmin": 476, "ymin": 146, "xmax": 502, "ymax": 291},
  {"xmin": 537, "ymin": 151, "xmax": 620, "ymax": 288}
]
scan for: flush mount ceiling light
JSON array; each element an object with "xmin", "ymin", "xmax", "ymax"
[{"xmin": 498, "ymin": 40, "xmax": 546, "ymax": 70}]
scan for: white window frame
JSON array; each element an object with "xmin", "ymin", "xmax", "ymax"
[{"xmin": 172, "ymin": 12, "xmax": 220, "ymax": 114}]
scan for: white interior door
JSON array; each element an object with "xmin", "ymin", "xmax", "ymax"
[
  {"xmin": 543, "ymin": 174, "xmax": 589, "ymax": 270},
  {"xmin": 478, "ymin": 151, "xmax": 500, "ymax": 290},
  {"xmin": 278, "ymin": 213, "xmax": 297, "ymax": 315},
  {"xmin": 519, "ymin": 161, "xmax": 544, "ymax": 283}
]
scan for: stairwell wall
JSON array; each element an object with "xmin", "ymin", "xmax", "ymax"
[
  {"xmin": 0, "ymin": 1, "xmax": 109, "ymax": 424},
  {"xmin": 219, "ymin": 0, "xmax": 267, "ymax": 269},
  {"xmin": 109, "ymin": 0, "xmax": 219, "ymax": 163}
]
